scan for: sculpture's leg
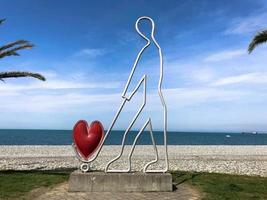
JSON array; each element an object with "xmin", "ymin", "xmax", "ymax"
[
  {"xmin": 144, "ymin": 103, "xmax": 169, "ymax": 173},
  {"xmin": 105, "ymin": 76, "xmax": 147, "ymax": 173},
  {"xmin": 128, "ymin": 118, "xmax": 158, "ymax": 172},
  {"xmin": 104, "ymin": 109, "xmax": 143, "ymax": 173}
]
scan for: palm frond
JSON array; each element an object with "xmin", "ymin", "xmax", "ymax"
[
  {"xmin": 0, "ymin": 18, "xmax": 46, "ymax": 82},
  {"xmin": 0, "ymin": 40, "xmax": 30, "ymax": 51},
  {"xmin": 248, "ymin": 30, "xmax": 267, "ymax": 54},
  {"xmin": 0, "ymin": 50, "xmax": 19, "ymax": 58},
  {"xmin": 0, "ymin": 19, "xmax": 6, "ymax": 25},
  {"xmin": 0, "ymin": 71, "xmax": 46, "ymax": 81},
  {"xmin": 0, "ymin": 43, "xmax": 34, "ymax": 58}
]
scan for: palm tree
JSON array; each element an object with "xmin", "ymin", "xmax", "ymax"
[
  {"xmin": 0, "ymin": 18, "xmax": 45, "ymax": 81},
  {"xmin": 248, "ymin": 30, "xmax": 267, "ymax": 54}
]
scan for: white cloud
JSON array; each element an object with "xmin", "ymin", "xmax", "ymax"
[
  {"xmin": 39, "ymin": 70, "xmax": 58, "ymax": 78},
  {"xmin": 0, "ymin": 83, "xmax": 250, "ymax": 113},
  {"xmin": 204, "ymin": 49, "xmax": 245, "ymax": 62},
  {"xmin": 0, "ymin": 92, "xmax": 119, "ymax": 113},
  {"xmin": 224, "ymin": 12, "xmax": 267, "ymax": 35},
  {"xmin": 211, "ymin": 72, "xmax": 267, "ymax": 86},
  {"xmin": 74, "ymin": 48, "xmax": 107, "ymax": 57},
  {"xmin": 163, "ymin": 87, "xmax": 248, "ymax": 108},
  {"xmin": 0, "ymin": 70, "xmax": 123, "ymax": 114},
  {"xmin": 186, "ymin": 68, "xmax": 216, "ymax": 83},
  {"xmin": 0, "ymin": 69, "xmax": 122, "ymax": 93},
  {"xmin": 0, "ymin": 80, "xmax": 121, "ymax": 92}
]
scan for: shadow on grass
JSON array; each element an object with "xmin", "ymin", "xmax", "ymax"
[{"xmin": 171, "ymin": 171, "xmax": 201, "ymax": 191}]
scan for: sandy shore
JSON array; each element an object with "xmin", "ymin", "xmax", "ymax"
[{"xmin": 0, "ymin": 145, "xmax": 266, "ymax": 177}]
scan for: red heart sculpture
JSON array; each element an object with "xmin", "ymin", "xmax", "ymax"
[{"xmin": 73, "ymin": 120, "xmax": 104, "ymax": 160}]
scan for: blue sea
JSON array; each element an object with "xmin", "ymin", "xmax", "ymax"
[{"xmin": 0, "ymin": 129, "xmax": 266, "ymax": 145}]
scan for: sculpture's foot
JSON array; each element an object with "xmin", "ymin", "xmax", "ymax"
[
  {"xmin": 105, "ymin": 156, "xmax": 131, "ymax": 173},
  {"xmin": 143, "ymin": 160, "xmax": 168, "ymax": 173}
]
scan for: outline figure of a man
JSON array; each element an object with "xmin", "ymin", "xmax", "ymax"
[
  {"xmin": 74, "ymin": 16, "xmax": 169, "ymax": 173},
  {"xmin": 105, "ymin": 16, "xmax": 169, "ymax": 173}
]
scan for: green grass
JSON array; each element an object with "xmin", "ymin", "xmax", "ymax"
[
  {"xmin": 0, "ymin": 170, "xmax": 266, "ymax": 200},
  {"xmin": 0, "ymin": 170, "xmax": 70, "ymax": 200},
  {"xmin": 172, "ymin": 171, "xmax": 267, "ymax": 200}
]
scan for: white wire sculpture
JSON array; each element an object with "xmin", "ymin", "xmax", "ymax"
[{"xmin": 73, "ymin": 16, "xmax": 169, "ymax": 173}]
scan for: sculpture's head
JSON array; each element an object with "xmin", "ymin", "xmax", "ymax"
[{"xmin": 135, "ymin": 16, "xmax": 155, "ymax": 41}]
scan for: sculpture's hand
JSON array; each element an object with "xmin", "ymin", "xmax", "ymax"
[
  {"xmin": 121, "ymin": 75, "xmax": 146, "ymax": 102},
  {"xmin": 122, "ymin": 94, "xmax": 131, "ymax": 101}
]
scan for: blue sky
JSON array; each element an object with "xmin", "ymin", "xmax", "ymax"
[{"xmin": 1, "ymin": 0, "xmax": 267, "ymax": 131}]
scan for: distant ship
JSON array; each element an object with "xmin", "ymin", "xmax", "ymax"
[
  {"xmin": 226, "ymin": 134, "xmax": 231, "ymax": 138},
  {"xmin": 241, "ymin": 131, "xmax": 258, "ymax": 135}
]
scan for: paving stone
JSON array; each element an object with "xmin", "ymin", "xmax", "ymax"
[{"xmin": 34, "ymin": 182, "xmax": 201, "ymax": 200}]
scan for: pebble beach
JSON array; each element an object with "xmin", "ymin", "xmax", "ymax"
[{"xmin": 0, "ymin": 145, "xmax": 266, "ymax": 177}]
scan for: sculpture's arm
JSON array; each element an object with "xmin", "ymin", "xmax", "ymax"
[
  {"xmin": 122, "ymin": 42, "xmax": 150, "ymax": 101},
  {"xmin": 123, "ymin": 75, "xmax": 146, "ymax": 101}
]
